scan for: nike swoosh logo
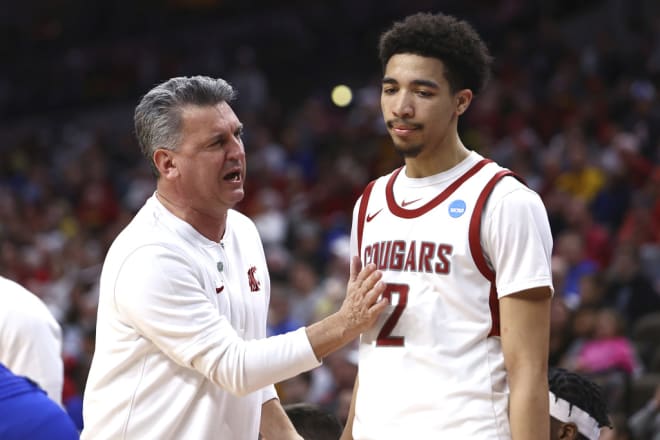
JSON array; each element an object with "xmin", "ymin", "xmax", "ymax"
[
  {"xmin": 216, "ymin": 286, "xmax": 225, "ymax": 294},
  {"xmin": 401, "ymin": 198, "xmax": 421, "ymax": 207},
  {"xmin": 366, "ymin": 209, "xmax": 383, "ymax": 222}
]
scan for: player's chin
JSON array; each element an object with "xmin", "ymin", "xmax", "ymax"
[{"xmin": 393, "ymin": 143, "xmax": 423, "ymax": 158}]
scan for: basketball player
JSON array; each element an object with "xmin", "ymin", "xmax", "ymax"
[
  {"xmin": 548, "ymin": 367, "xmax": 611, "ymax": 440},
  {"xmin": 342, "ymin": 13, "xmax": 553, "ymax": 439},
  {"xmin": 0, "ymin": 363, "xmax": 79, "ymax": 439},
  {"xmin": 0, "ymin": 275, "xmax": 64, "ymax": 406},
  {"xmin": 81, "ymin": 76, "xmax": 387, "ymax": 439}
]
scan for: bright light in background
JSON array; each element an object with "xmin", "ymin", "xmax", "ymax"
[{"xmin": 331, "ymin": 84, "xmax": 353, "ymax": 107}]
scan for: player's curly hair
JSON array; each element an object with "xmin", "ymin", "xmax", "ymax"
[
  {"xmin": 378, "ymin": 12, "xmax": 493, "ymax": 94},
  {"xmin": 549, "ymin": 367, "xmax": 612, "ymax": 439}
]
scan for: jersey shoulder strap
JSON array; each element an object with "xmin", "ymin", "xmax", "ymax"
[{"xmin": 356, "ymin": 179, "xmax": 377, "ymax": 257}]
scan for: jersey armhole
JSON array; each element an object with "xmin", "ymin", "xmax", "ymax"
[
  {"xmin": 468, "ymin": 171, "xmax": 525, "ymax": 337},
  {"xmin": 356, "ymin": 180, "xmax": 376, "ymax": 259}
]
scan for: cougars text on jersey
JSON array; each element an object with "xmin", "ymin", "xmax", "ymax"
[{"xmin": 363, "ymin": 240, "xmax": 452, "ymax": 274}]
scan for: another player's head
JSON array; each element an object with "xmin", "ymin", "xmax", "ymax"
[
  {"xmin": 548, "ymin": 367, "xmax": 611, "ymax": 440},
  {"xmin": 377, "ymin": 13, "xmax": 492, "ymax": 159},
  {"xmin": 284, "ymin": 403, "xmax": 343, "ymax": 440},
  {"xmin": 134, "ymin": 76, "xmax": 246, "ymax": 213}
]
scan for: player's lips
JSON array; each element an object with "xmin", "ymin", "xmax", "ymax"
[{"xmin": 387, "ymin": 121, "xmax": 422, "ymax": 135}]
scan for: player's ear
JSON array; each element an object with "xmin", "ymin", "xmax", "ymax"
[
  {"xmin": 153, "ymin": 148, "xmax": 179, "ymax": 179},
  {"xmin": 558, "ymin": 422, "xmax": 579, "ymax": 439},
  {"xmin": 455, "ymin": 89, "xmax": 473, "ymax": 116}
]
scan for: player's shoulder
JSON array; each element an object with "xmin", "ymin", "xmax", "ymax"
[
  {"xmin": 0, "ymin": 276, "xmax": 58, "ymax": 324},
  {"xmin": 486, "ymin": 173, "xmax": 545, "ymax": 215}
]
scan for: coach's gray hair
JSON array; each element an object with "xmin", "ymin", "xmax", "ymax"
[{"xmin": 134, "ymin": 75, "xmax": 236, "ymax": 176}]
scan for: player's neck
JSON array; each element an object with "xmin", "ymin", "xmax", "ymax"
[
  {"xmin": 404, "ymin": 140, "xmax": 470, "ymax": 178},
  {"xmin": 156, "ymin": 190, "xmax": 227, "ymax": 243}
]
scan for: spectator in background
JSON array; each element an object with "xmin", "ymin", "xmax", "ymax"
[
  {"xmin": 617, "ymin": 191, "xmax": 660, "ymax": 248},
  {"xmin": 555, "ymin": 230, "xmax": 598, "ymax": 309},
  {"xmin": 628, "ymin": 384, "xmax": 660, "ymax": 440},
  {"xmin": 575, "ymin": 308, "xmax": 637, "ymax": 376},
  {"xmin": 562, "ymin": 196, "xmax": 611, "ymax": 269},
  {"xmin": 560, "ymin": 305, "xmax": 598, "ymax": 371},
  {"xmin": 0, "ymin": 275, "xmax": 64, "ymax": 406},
  {"xmin": 287, "ymin": 258, "xmax": 325, "ymax": 326},
  {"xmin": 555, "ymin": 140, "xmax": 605, "ymax": 203},
  {"xmin": 267, "ymin": 283, "xmax": 303, "ymax": 337},
  {"xmin": 575, "ymin": 308, "xmax": 639, "ymax": 414},
  {"xmin": 549, "ymin": 297, "xmax": 573, "ymax": 367},
  {"xmin": 604, "ymin": 244, "xmax": 660, "ymax": 324},
  {"xmin": 578, "ymin": 273, "xmax": 607, "ymax": 308}
]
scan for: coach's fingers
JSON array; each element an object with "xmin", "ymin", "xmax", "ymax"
[
  {"xmin": 369, "ymin": 292, "xmax": 389, "ymax": 317},
  {"xmin": 358, "ymin": 269, "xmax": 383, "ymax": 298},
  {"xmin": 353, "ymin": 262, "xmax": 378, "ymax": 290},
  {"xmin": 364, "ymin": 279, "xmax": 386, "ymax": 307}
]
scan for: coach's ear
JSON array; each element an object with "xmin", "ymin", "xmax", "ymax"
[
  {"xmin": 558, "ymin": 422, "xmax": 579, "ymax": 439},
  {"xmin": 153, "ymin": 148, "xmax": 179, "ymax": 179}
]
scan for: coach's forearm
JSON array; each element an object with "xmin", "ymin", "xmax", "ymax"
[{"xmin": 305, "ymin": 313, "xmax": 356, "ymax": 360}]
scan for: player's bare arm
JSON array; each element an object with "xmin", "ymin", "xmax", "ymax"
[
  {"xmin": 306, "ymin": 256, "xmax": 387, "ymax": 360},
  {"xmin": 259, "ymin": 398, "xmax": 303, "ymax": 440},
  {"xmin": 500, "ymin": 286, "xmax": 552, "ymax": 440},
  {"xmin": 339, "ymin": 376, "xmax": 359, "ymax": 440}
]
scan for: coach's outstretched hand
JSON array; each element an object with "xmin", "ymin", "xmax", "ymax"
[
  {"xmin": 305, "ymin": 256, "xmax": 387, "ymax": 360},
  {"xmin": 340, "ymin": 256, "xmax": 388, "ymax": 337}
]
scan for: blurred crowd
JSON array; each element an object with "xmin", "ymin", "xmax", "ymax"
[{"xmin": 1, "ymin": 0, "xmax": 659, "ymax": 437}]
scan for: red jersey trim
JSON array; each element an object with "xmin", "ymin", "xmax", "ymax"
[
  {"xmin": 468, "ymin": 169, "xmax": 524, "ymax": 337},
  {"xmin": 357, "ymin": 179, "xmax": 376, "ymax": 258},
  {"xmin": 385, "ymin": 159, "xmax": 493, "ymax": 219}
]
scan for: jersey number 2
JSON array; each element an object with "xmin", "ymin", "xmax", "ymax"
[{"xmin": 376, "ymin": 283, "xmax": 409, "ymax": 346}]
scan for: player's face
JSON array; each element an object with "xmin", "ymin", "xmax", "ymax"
[
  {"xmin": 381, "ymin": 53, "xmax": 462, "ymax": 160},
  {"xmin": 550, "ymin": 417, "xmax": 580, "ymax": 439},
  {"xmin": 173, "ymin": 102, "xmax": 246, "ymax": 214}
]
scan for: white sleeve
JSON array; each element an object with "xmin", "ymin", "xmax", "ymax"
[
  {"xmin": 0, "ymin": 279, "xmax": 64, "ymax": 405},
  {"xmin": 262, "ymin": 384, "xmax": 278, "ymax": 404},
  {"xmin": 482, "ymin": 179, "xmax": 554, "ymax": 298},
  {"xmin": 114, "ymin": 246, "xmax": 320, "ymax": 397}
]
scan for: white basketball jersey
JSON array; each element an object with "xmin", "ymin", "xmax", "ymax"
[{"xmin": 352, "ymin": 158, "xmax": 517, "ymax": 439}]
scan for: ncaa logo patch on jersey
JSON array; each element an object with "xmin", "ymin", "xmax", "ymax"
[{"xmin": 448, "ymin": 200, "xmax": 466, "ymax": 218}]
